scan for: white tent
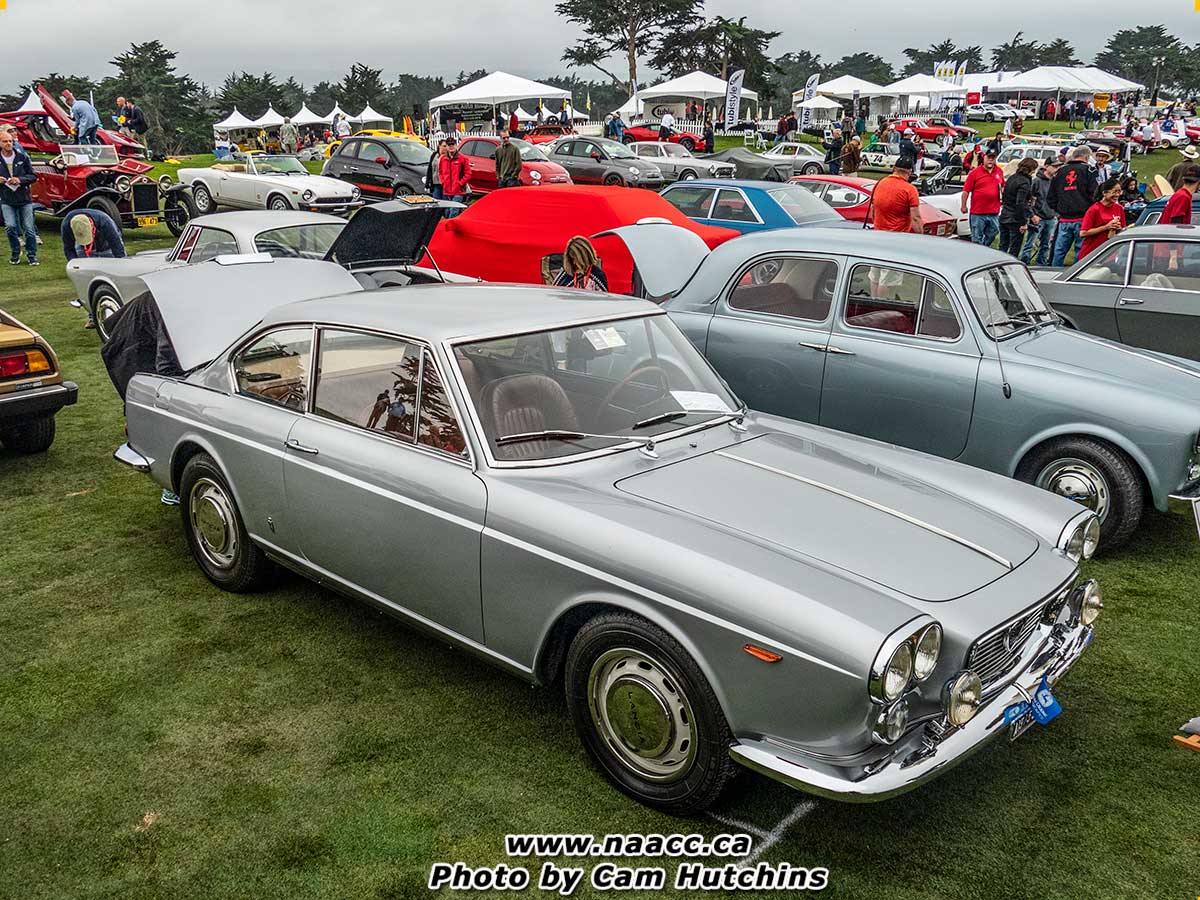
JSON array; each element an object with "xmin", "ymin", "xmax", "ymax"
[
  {"xmin": 795, "ymin": 94, "xmax": 844, "ymax": 111},
  {"xmin": 637, "ymin": 71, "xmax": 757, "ymax": 102},
  {"xmin": 357, "ymin": 103, "xmax": 394, "ymax": 128},
  {"xmin": 213, "ymin": 108, "xmax": 257, "ymax": 131},
  {"xmin": 428, "ymin": 71, "xmax": 570, "ymax": 110},
  {"xmin": 955, "ymin": 71, "xmax": 1020, "ymax": 96},
  {"xmin": 512, "ymin": 105, "xmax": 537, "ymax": 122},
  {"xmin": 880, "ymin": 74, "xmax": 963, "ymax": 96},
  {"xmin": 564, "ymin": 103, "xmax": 589, "ymax": 120},
  {"xmin": 327, "ymin": 103, "xmax": 359, "ymax": 123},
  {"xmin": 15, "ymin": 91, "xmax": 44, "ymax": 113},
  {"xmin": 988, "ymin": 66, "xmax": 1142, "ymax": 94},
  {"xmin": 291, "ymin": 104, "xmax": 328, "ymax": 127},
  {"xmin": 808, "ymin": 75, "xmax": 885, "ymax": 99},
  {"xmin": 252, "ymin": 106, "xmax": 285, "ymax": 128},
  {"xmin": 614, "ymin": 94, "xmax": 645, "ymax": 117}
]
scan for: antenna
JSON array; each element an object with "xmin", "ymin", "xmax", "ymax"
[{"xmin": 995, "ymin": 331, "xmax": 1013, "ymax": 399}]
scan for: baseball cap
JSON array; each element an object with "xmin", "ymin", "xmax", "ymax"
[
  {"xmin": 70, "ymin": 215, "xmax": 94, "ymax": 247},
  {"xmin": 444, "ymin": 135, "xmax": 458, "ymax": 145},
  {"xmin": 894, "ymin": 155, "xmax": 915, "ymax": 171},
  {"xmin": 1183, "ymin": 164, "xmax": 1200, "ymax": 183}
]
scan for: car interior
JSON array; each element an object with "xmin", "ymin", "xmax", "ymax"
[
  {"xmin": 1130, "ymin": 241, "xmax": 1200, "ymax": 291},
  {"xmin": 844, "ymin": 265, "xmax": 961, "ymax": 339},
  {"xmin": 728, "ymin": 258, "xmax": 838, "ymax": 321}
]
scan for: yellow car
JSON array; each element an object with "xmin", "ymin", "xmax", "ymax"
[
  {"xmin": 324, "ymin": 129, "xmax": 423, "ymax": 158},
  {"xmin": 0, "ymin": 309, "xmax": 77, "ymax": 453}
]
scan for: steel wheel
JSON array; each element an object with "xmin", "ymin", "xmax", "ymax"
[
  {"xmin": 268, "ymin": 195, "xmax": 290, "ymax": 211},
  {"xmin": 587, "ymin": 647, "xmax": 697, "ymax": 782},
  {"xmin": 192, "ymin": 183, "xmax": 214, "ymax": 214},
  {"xmin": 188, "ymin": 477, "xmax": 239, "ymax": 570},
  {"xmin": 92, "ymin": 288, "xmax": 122, "ymax": 342},
  {"xmin": 1036, "ymin": 458, "xmax": 1112, "ymax": 522}
]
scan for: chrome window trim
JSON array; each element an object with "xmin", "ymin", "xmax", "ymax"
[
  {"xmin": 722, "ymin": 254, "xmax": 842, "ymax": 325},
  {"xmin": 661, "ymin": 184, "xmax": 717, "ymax": 219},
  {"xmin": 312, "ymin": 326, "xmax": 422, "ymax": 446},
  {"xmin": 1126, "ymin": 239, "xmax": 1200, "ymax": 295},
  {"xmin": 187, "ymin": 225, "xmax": 239, "ymax": 265},
  {"xmin": 842, "ymin": 262, "xmax": 965, "ymax": 345},
  {"xmin": 710, "ymin": 186, "xmax": 765, "ymax": 226},
  {"xmin": 166, "ymin": 225, "xmax": 197, "ymax": 263},
  {"xmin": 1066, "ymin": 238, "xmax": 1132, "ymax": 286},
  {"xmin": 227, "ymin": 323, "xmax": 317, "ymax": 414},
  {"xmin": 960, "ymin": 262, "xmax": 1046, "ymax": 342}
]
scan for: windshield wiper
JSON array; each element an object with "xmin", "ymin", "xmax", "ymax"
[
  {"xmin": 632, "ymin": 410, "xmax": 689, "ymax": 430},
  {"xmin": 495, "ymin": 429, "xmax": 661, "ymax": 457}
]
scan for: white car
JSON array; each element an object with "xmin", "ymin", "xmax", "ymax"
[
  {"xmin": 178, "ymin": 154, "xmax": 363, "ymax": 216},
  {"xmin": 965, "ymin": 103, "xmax": 1030, "ymax": 122},
  {"xmin": 860, "ymin": 140, "xmax": 942, "ymax": 174},
  {"xmin": 917, "ymin": 190, "xmax": 971, "ymax": 238}
]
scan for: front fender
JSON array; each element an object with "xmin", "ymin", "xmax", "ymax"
[
  {"xmin": 1008, "ymin": 421, "xmax": 1164, "ymax": 506},
  {"xmin": 58, "ymin": 187, "xmax": 123, "ymax": 217}
]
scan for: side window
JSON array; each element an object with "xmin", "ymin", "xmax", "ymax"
[
  {"xmin": 711, "ymin": 189, "xmax": 758, "ymax": 223},
  {"xmin": 473, "ymin": 141, "xmax": 497, "ymax": 160},
  {"xmin": 791, "ymin": 181, "xmax": 825, "ymax": 197},
  {"xmin": 916, "ymin": 282, "xmax": 962, "ymax": 340},
  {"xmin": 1131, "ymin": 241, "xmax": 1200, "ymax": 291},
  {"xmin": 336, "ymin": 140, "xmax": 360, "ymax": 159},
  {"xmin": 638, "ymin": 145, "xmax": 660, "ymax": 157},
  {"xmin": 233, "ymin": 327, "xmax": 312, "ymax": 411},
  {"xmin": 356, "ymin": 140, "xmax": 389, "ymax": 163},
  {"xmin": 578, "ymin": 141, "xmax": 599, "ymax": 157},
  {"xmin": 173, "ymin": 226, "xmax": 201, "ymax": 262},
  {"xmin": 554, "ymin": 141, "xmax": 575, "ymax": 157},
  {"xmin": 728, "ymin": 257, "xmax": 839, "ymax": 322},
  {"xmin": 187, "ymin": 228, "xmax": 238, "ymax": 264},
  {"xmin": 661, "ymin": 186, "xmax": 715, "ymax": 218},
  {"xmin": 825, "ymin": 186, "xmax": 868, "ymax": 209},
  {"xmin": 845, "ymin": 265, "xmax": 923, "ymax": 335},
  {"xmin": 1071, "ymin": 241, "xmax": 1129, "ymax": 285},
  {"xmin": 417, "ymin": 351, "xmax": 467, "ymax": 458},
  {"xmin": 313, "ymin": 329, "xmax": 421, "ymax": 441}
]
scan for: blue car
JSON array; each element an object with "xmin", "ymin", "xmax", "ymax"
[
  {"xmin": 658, "ymin": 179, "xmax": 851, "ymax": 234},
  {"xmin": 1134, "ymin": 194, "xmax": 1200, "ymax": 226}
]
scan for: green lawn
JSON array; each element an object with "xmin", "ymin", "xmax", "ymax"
[{"xmin": 1, "ymin": 214, "xmax": 1197, "ymax": 900}]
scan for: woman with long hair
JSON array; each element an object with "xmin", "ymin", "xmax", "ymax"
[{"xmin": 553, "ymin": 236, "xmax": 609, "ymax": 292}]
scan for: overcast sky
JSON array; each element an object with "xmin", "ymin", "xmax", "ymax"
[{"xmin": 3, "ymin": 0, "xmax": 1198, "ymax": 92}]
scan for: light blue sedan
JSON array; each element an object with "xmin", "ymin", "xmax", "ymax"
[{"xmin": 658, "ymin": 179, "xmax": 851, "ymax": 234}]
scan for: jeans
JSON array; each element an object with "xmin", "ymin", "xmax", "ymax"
[
  {"xmin": 497, "ymin": 177, "xmax": 521, "ymax": 188},
  {"xmin": 430, "ymin": 185, "xmax": 444, "ymax": 200},
  {"xmin": 1, "ymin": 202, "xmax": 37, "ymax": 262},
  {"xmin": 1052, "ymin": 219, "xmax": 1082, "ymax": 267},
  {"xmin": 828, "ymin": 161, "xmax": 840, "ymax": 175},
  {"xmin": 79, "ymin": 126, "xmax": 99, "ymax": 145},
  {"xmin": 998, "ymin": 222, "xmax": 1025, "ymax": 256},
  {"xmin": 969, "ymin": 213, "xmax": 1000, "ymax": 247},
  {"xmin": 443, "ymin": 194, "xmax": 466, "ymax": 217},
  {"xmin": 1020, "ymin": 217, "xmax": 1057, "ymax": 265}
]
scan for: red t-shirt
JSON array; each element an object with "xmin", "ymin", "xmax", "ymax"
[
  {"xmin": 962, "ymin": 165, "xmax": 1005, "ymax": 215},
  {"xmin": 1162, "ymin": 187, "xmax": 1194, "ymax": 225},
  {"xmin": 1079, "ymin": 201, "xmax": 1127, "ymax": 260},
  {"xmin": 872, "ymin": 173, "xmax": 920, "ymax": 233}
]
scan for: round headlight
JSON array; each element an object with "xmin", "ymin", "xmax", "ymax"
[
  {"xmin": 1082, "ymin": 516, "xmax": 1100, "ymax": 559},
  {"xmin": 157, "ymin": 174, "xmax": 174, "ymax": 192},
  {"xmin": 913, "ymin": 623, "xmax": 942, "ymax": 681},
  {"xmin": 351, "ymin": 186, "xmax": 361, "ymax": 200},
  {"xmin": 301, "ymin": 189, "xmax": 314, "ymax": 202},
  {"xmin": 881, "ymin": 642, "xmax": 913, "ymax": 702},
  {"xmin": 708, "ymin": 164, "xmax": 718, "ymax": 175},
  {"xmin": 871, "ymin": 699, "xmax": 910, "ymax": 745},
  {"xmin": 530, "ymin": 170, "xmax": 542, "ymax": 182},
  {"xmin": 628, "ymin": 166, "xmax": 640, "ymax": 176},
  {"xmin": 114, "ymin": 175, "xmax": 132, "ymax": 195},
  {"xmin": 1065, "ymin": 524, "xmax": 1085, "ymax": 562},
  {"xmin": 944, "ymin": 671, "xmax": 983, "ymax": 727},
  {"xmin": 1080, "ymin": 579, "xmax": 1103, "ymax": 625}
]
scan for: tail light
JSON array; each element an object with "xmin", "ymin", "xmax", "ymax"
[{"xmin": 0, "ymin": 348, "xmax": 52, "ymax": 379}]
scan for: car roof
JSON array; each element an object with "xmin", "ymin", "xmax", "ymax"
[
  {"xmin": 1122, "ymin": 221, "xmax": 1200, "ymax": 233},
  {"xmin": 669, "ymin": 179, "xmax": 790, "ymax": 191},
  {"xmin": 263, "ymin": 282, "xmax": 659, "ymax": 343},
  {"xmin": 189, "ymin": 210, "xmax": 347, "ymax": 230}
]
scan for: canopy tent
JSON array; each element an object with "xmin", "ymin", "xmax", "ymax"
[
  {"xmin": 357, "ymin": 103, "xmax": 394, "ymax": 128},
  {"xmin": 614, "ymin": 94, "xmax": 644, "ymax": 117},
  {"xmin": 512, "ymin": 105, "xmax": 537, "ymax": 122},
  {"xmin": 795, "ymin": 94, "xmax": 844, "ymax": 111},
  {"xmin": 955, "ymin": 71, "xmax": 1019, "ymax": 96},
  {"xmin": 807, "ymin": 75, "xmax": 886, "ymax": 99},
  {"xmin": 252, "ymin": 106, "xmax": 285, "ymax": 128},
  {"xmin": 637, "ymin": 71, "xmax": 757, "ymax": 102},
  {"xmin": 327, "ymin": 103, "xmax": 359, "ymax": 123},
  {"xmin": 213, "ymin": 108, "xmax": 257, "ymax": 131},
  {"xmin": 428, "ymin": 71, "xmax": 569, "ymax": 111},
  {"xmin": 987, "ymin": 66, "xmax": 1143, "ymax": 94},
  {"xmin": 564, "ymin": 103, "xmax": 589, "ymax": 120},
  {"xmin": 291, "ymin": 104, "xmax": 328, "ymax": 127},
  {"xmin": 880, "ymin": 74, "xmax": 963, "ymax": 96},
  {"xmin": 15, "ymin": 91, "xmax": 44, "ymax": 113}
]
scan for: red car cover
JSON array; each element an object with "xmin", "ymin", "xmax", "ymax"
[{"xmin": 424, "ymin": 185, "xmax": 738, "ymax": 295}]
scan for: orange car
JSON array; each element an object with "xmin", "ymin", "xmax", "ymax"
[{"xmin": 0, "ymin": 309, "xmax": 77, "ymax": 453}]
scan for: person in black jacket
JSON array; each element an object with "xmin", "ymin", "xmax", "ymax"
[
  {"xmin": 1049, "ymin": 145, "xmax": 1100, "ymax": 266},
  {"xmin": 62, "ymin": 209, "xmax": 126, "ymax": 327},
  {"xmin": 0, "ymin": 130, "xmax": 38, "ymax": 265},
  {"xmin": 998, "ymin": 157, "xmax": 1039, "ymax": 256}
]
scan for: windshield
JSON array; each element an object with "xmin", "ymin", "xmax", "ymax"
[
  {"xmin": 767, "ymin": 187, "xmax": 842, "ymax": 225},
  {"xmin": 455, "ymin": 315, "xmax": 740, "ymax": 463},
  {"xmin": 595, "ymin": 138, "xmax": 637, "ymax": 160},
  {"xmin": 512, "ymin": 139, "xmax": 548, "ymax": 161},
  {"xmin": 964, "ymin": 264, "xmax": 1055, "ymax": 338},
  {"xmin": 253, "ymin": 155, "xmax": 308, "ymax": 175},
  {"xmin": 254, "ymin": 223, "xmax": 344, "ymax": 259},
  {"xmin": 60, "ymin": 144, "xmax": 119, "ymax": 166}
]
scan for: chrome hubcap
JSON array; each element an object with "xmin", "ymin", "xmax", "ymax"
[
  {"xmin": 96, "ymin": 296, "xmax": 120, "ymax": 336},
  {"xmin": 1037, "ymin": 458, "xmax": 1111, "ymax": 522},
  {"xmin": 189, "ymin": 477, "xmax": 238, "ymax": 569},
  {"xmin": 588, "ymin": 648, "xmax": 696, "ymax": 782}
]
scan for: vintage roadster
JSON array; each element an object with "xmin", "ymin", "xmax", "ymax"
[
  {"xmin": 111, "ymin": 259, "xmax": 1101, "ymax": 812},
  {"xmin": 177, "ymin": 154, "xmax": 362, "ymax": 215}
]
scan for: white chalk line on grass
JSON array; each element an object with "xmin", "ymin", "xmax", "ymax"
[
  {"xmin": 708, "ymin": 799, "xmax": 818, "ymax": 867},
  {"xmin": 706, "ymin": 812, "xmax": 771, "ymax": 839}
]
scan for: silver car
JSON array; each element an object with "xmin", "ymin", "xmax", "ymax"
[
  {"xmin": 112, "ymin": 262, "xmax": 1101, "ymax": 813},
  {"xmin": 627, "ymin": 142, "xmax": 735, "ymax": 183},
  {"xmin": 759, "ymin": 141, "xmax": 829, "ymax": 176}
]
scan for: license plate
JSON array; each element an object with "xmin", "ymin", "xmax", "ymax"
[
  {"xmin": 397, "ymin": 194, "xmax": 436, "ymax": 204},
  {"xmin": 1008, "ymin": 710, "xmax": 1035, "ymax": 741},
  {"xmin": 136, "ymin": 216, "xmax": 159, "ymax": 227}
]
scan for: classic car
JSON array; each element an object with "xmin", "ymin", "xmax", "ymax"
[
  {"xmin": 320, "ymin": 134, "xmax": 432, "ymax": 199},
  {"xmin": 965, "ymin": 103, "xmax": 1029, "ymax": 122},
  {"xmin": 423, "ymin": 184, "xmax": 738, "ymax": 294},
  {"xmin": 619, "ymin": 123, "xmax": 708, "ymax": 152},
  {"xmin": 790, "ymin": 174, "xmax": 958, "ymax": 236},
  {"xmin": 995, "ymin": 143, "xmax": 1062, "ymax": 167},
  {"xmin": 1131, "ymin": 194, "xmax": 1200, "ymax": 226},
  {"xmin": 658, "ymin": 179, "xmax": 848, "ymax": 235},
  {"xmin": 890, "ymin": 117, "xmax": 977, "ymax": 141},
  {"xmin": 1032, "ymin": 225, "xmax": 1200, "ymax": 363},
  {"xmin": 758, "ymin": 142, "xmax": 829, "ymax": 176},
  {"xmin": 0, "ymin": 308, "xmax": 77, "ymax": 453},
  {"xmin": 917, "ymin": 186, "xmax": 973, "ymax": 239},
  {"xmin": 860, "ymin": 140, "xmax": 942, "ymax": 174},
  {"xmin": 69, "ymin": 199, "xmax": 469, "ymax": 341},
  {"xmin": 626, "ymin": 142, "xmax": 735, "ymax": 183},
  {"xmin": 29, "ymin": 145, "xmax": 195, "ymax": 236},
  {"xmin": 610, "ymin": 223, "xmax": 1200, "ymax": 547},
  {"xmin": 112, "ymin": 261, "xmax": 1102, "ymax": 812},
  {"xmin": 457, "ymin": 137, "xmax": 571, "ymax": 192},
  {"xmin": 523, "ymin": 124, "xmax": 576, "ymax": 145},
  {"xmin": 179, "ymin": 154, "xmax": 362, "ymax": 215},
  {"xmin": 545, "ymin": 137, "xmax": 664, "ymax": 188},
  {"xmin": 0, "ymin": 85, "xmax": 144, "ymax": 158}
]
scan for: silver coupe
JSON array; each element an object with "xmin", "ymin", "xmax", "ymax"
[{"xmin": 627, "ymin": 142, "xmax": 736, "ymax": 183}]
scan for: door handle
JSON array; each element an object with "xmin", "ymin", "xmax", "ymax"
[
  {"xmin": 284, "ymin": 438, "xmax": 319, "ymax": 456},
  {"xmin": 348, "ymin": 166, "xmax": 359, "ymax": 172},
  {"xmin": 825, "ymin": 346, "xmax": 856, "ymax": 356},
  {"xmin": 1118, "ymin": 297, "xmax": 1144, "ymax": 306},
  {"xmin": 797, "ymin": 341, "xmax": 829, "ymax": 352}
]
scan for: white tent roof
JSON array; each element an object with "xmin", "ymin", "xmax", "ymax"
[
  {"xmin": 954, "ymin": 71, "xmax": 1019, "ymax": 95},
  {"xmin": 328, "ymin": 103, "xmax": 359, "ymax": 122},
  {"xmin": 614, "ymin": 94, "xmax": 644, "ymax": 117},
  {"xmin": 987, "ymin": 66, "xmax": 1143, "ymax": 94},
  {"xmin": 638, "ymin": 71, "xmax": 757, "ymax": 102},
  {"xmin": 807, "ymin": 75, "xmax": 886, "ymax": 99},
  {"xmin": 15, "ymin": 91, "xmax": 44, "ymax": 113},
  {"xmin": 428, "ymin": 71, "xmax": 570, "ymax": 110},
  {"xmin": 357, "ymin": 103, "xmax": 393, "ymax": 125},
  {"xmin": 565, "ymin": 103, "xmax": 588, "ymax": 120},
  {"xmin": 795, "ymin": 94, "xmax": 844, "ymax": 110},
  {"xmin": 512, "ymin": 105, "xmax": 537, "ymax": 122},
  {"xmin": 213, "ymin": 108, "xmax": 257, "ymax": 130},
  {"xmin": 252, "ymin": 106, "xmax": 285, "ymax": 128},
  {"xmin": 291, "ymin": 104, "xmax": 327, "ymax": 127},
  {"xmin": 880, "ymin": 74, "xmax": 963, "ymax": 96}
]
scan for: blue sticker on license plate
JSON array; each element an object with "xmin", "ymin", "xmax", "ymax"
[{"xmin": 1005, "ymin": 677, "xmax": 1062, "ymax": 740}]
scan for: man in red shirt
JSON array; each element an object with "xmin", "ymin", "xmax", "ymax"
[
  {"xmin": 1161, "ymin": 165, "xmax": 1199, "ymax": 224},
  {"xmin": 871, "ymin": 157, "xmax": 922, "ymax": 233},
  {"xmin": 960, "ymin": 149, "xmax": 1004, "ymax": 246},
  {"xmin": 1078, "ymin": 177, "xmax": 1126, "ymax": 260}
]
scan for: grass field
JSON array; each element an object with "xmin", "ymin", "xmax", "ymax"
[{"xmin": 1, "ymin": 174, "xmax": 1198, "ymax": 900}]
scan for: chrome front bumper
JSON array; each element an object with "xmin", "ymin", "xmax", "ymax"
[
  {"xmin": 1168, "ymin": 481, "xmax": 1200, "ymax": 540},
  {"xmin": 730, "ymin": 620, "xmax": 1094, "ymax": 802}
]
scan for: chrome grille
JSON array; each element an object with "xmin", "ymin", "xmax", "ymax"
[{"xmin": 967, "ymin": 600, "xmax": 1053, "ymax": 688}]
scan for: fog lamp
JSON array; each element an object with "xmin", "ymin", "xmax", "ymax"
[{"xmin": 944, "ymin": 671, "xmax": 983, "ymax": 727}]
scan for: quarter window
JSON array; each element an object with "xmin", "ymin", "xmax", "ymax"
[
  {"xmin": 1130, "ymin": 241, "xmax": 1200, "ymax": 291},
  {"xmin": 825, "ymin": 186, "xmax": 869, "ymax": 209},
  {"xmin": 729, "ymin": 257, "xmax": 839, "ymax": 322},
  {"xmin": 314, "ymin": 329, "xmax": 421, "ymax": 440},
  {"xmin": 1071, "ymin": 241, "xmax": 1129, "ymax": 285},
  {"xmin": 173, "ymin": 226, "xmax": 201, "ymax": 262},
  {"xmin": 233, "ymin": 327, "xmax": 312, "ymax": 411},
  {"xmin": 846, "ymin": 265, "xmax": 961, "ymax": 340},
  {"xmin": 417, "ymin": 351, "xmax": 467, "ymax": 457},
  {"xmin": 187, "ymin": 227, "xmax": 238, "ymax": 264}
]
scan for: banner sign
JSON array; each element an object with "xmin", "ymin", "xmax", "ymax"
[
  {"xmin": 798, "ymin": 73, "xmax": 819, "ymax": 130},
  {"xmin": 724, "ymin": 69, "xmax": 746, "ymax": 127}
]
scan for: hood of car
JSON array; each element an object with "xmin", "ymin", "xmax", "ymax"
[
  {"xmin": 324, "ymin": 197, "xmax": 464, "ymax": 268},
  {"xmin": 616, "ymin": 432, "xmax": 1038, "ymax": 602},
  {"xmin": 261, "ymin": 173, "xmax": 355, "ymax": 196},
  {"xmin": 595, "ymin": 222, "xmax": 711, "ymax": 298}
]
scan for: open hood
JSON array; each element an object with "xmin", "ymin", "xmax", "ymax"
[
  {"xmin": 35, "ymin": 85, "xmax": 144, "ymax": 154},
  {"xmin": 141, "ymin": 257, "xmax": 362, "ymax": 370},
  {"xmin": 593, "ymin": 222, "xmax": 712, "ymax": 299},
  {"xmin": 324, "ymin": 197, "xmax": 464, "ymax": 270}
]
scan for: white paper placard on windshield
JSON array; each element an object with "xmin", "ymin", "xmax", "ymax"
[
  {"xmin": 582, "ymin": 327, "xmax": 626, "ymax": 350},
  {"xmin": 670, "ymin": 391, "xmax": 732, "ymax": 413}
]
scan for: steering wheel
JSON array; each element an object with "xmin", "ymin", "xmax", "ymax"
[
  {"xmin": 595, "ymin": 364, "xmax": 670, "ymax": 428},
  {"xmin": 748, "ymin": 259, "xmax": 782, "ymax": 284}
]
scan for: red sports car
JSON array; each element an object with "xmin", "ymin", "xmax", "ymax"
[
  {"xmin": 0, "ymin": 85, "xmax": 144, "ymax": 158},
  {"xmin": 619, "ymin": 124, "xmax": 708, "ymax": 152},
  {"xmin": 790, "ymin": 174, "xmax": 957, "ymax": 237},
  {"xmin": 891, "ymin": 117, "xmax": 976, "ymax": 142},
  {"xmin": 423, "ymin": 184, "xmax": 738, "ymax": 294},
  {"xmin": 523, "ymin": 124, "xmax": 576, "ymax": 145},
  {"xmin": 457, "ymin": 136, "xmax": 572, "ymax": 192}
]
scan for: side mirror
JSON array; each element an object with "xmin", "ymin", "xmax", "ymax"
[
  {"xmin": 375, "ymin": 156, "xmax": 389, "ymax": 166},
  {"xmin": 590, "ymin": 152, "xmax": 601, "ymax": 161}
]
